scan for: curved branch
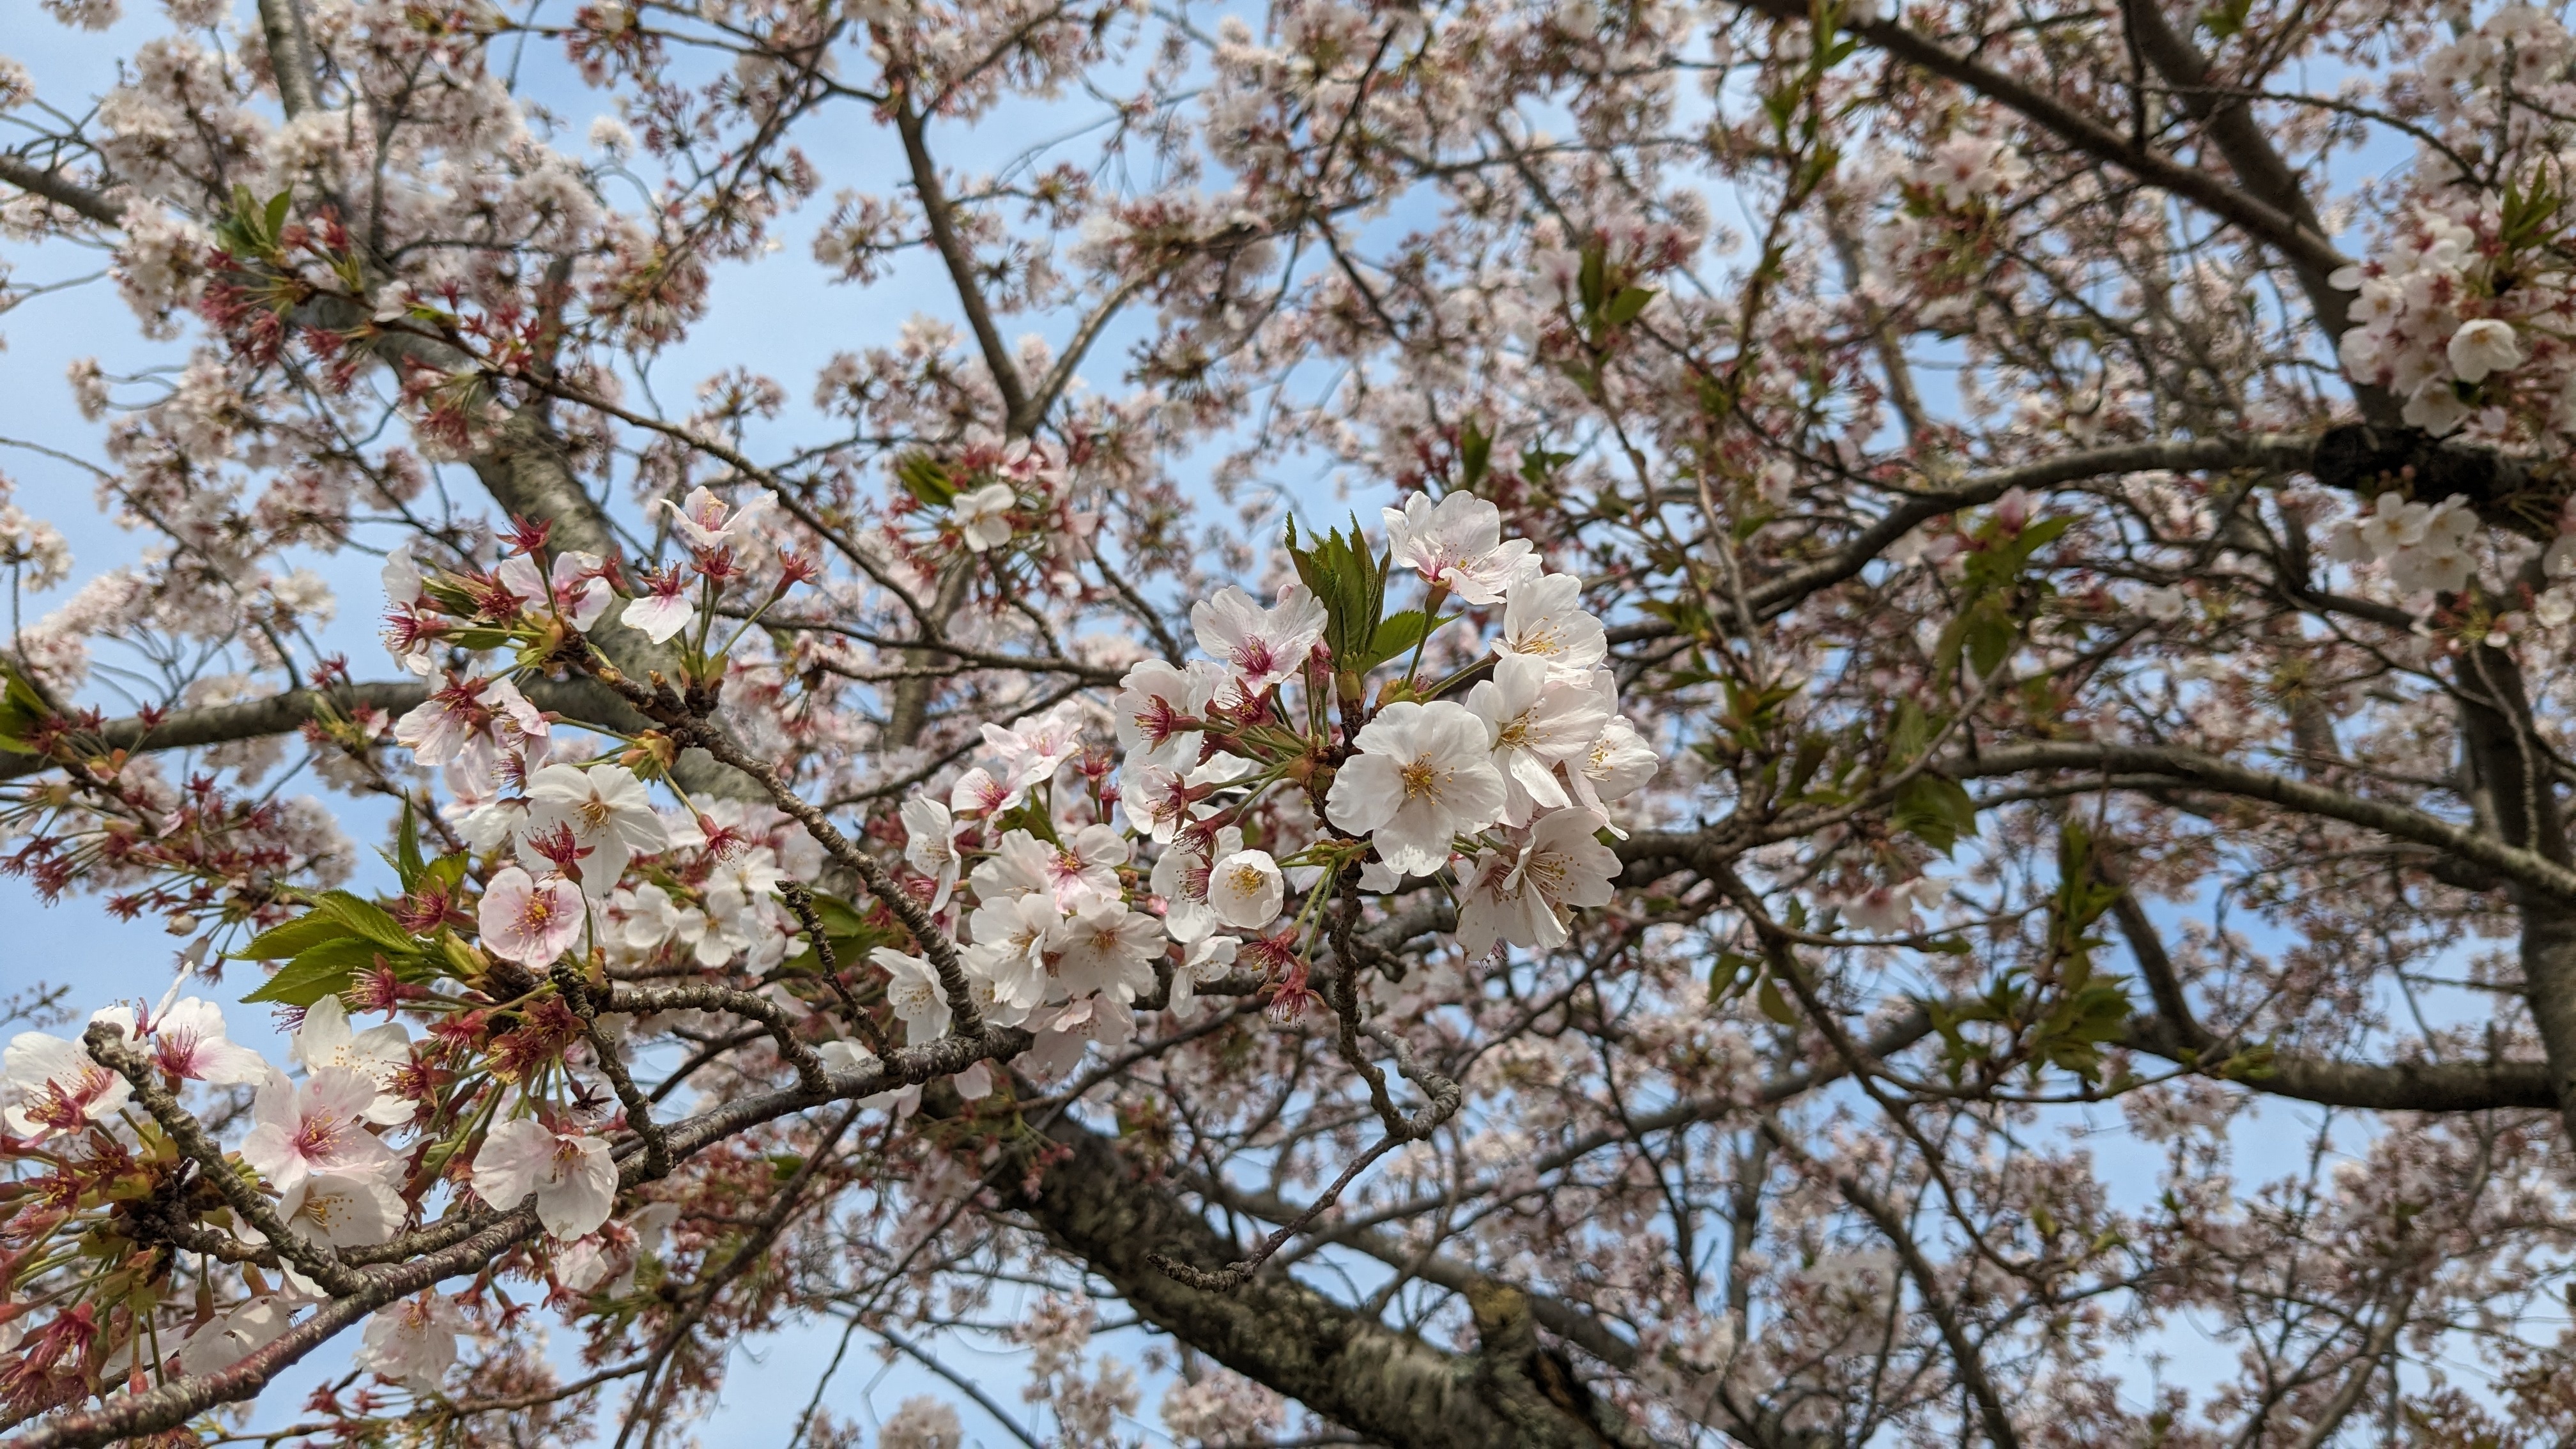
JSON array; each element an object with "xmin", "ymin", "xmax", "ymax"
[
  {"xmin": 1951, "ymin": 741, "xmax": 2576, "ymax": 903},
  {"xmin": 0, "ymin": 678, "xmax": 636, "ymax": 785},
  {"xmin": 0, "ymin": 157, "xmax": 125, "ymax": 227}
]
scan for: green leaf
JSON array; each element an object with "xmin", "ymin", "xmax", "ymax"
[
  {"xmin": 2198, "ymin": 0, "xmax": 2253, "ymax": 38},
  {"xmin": 242, "ymin": 937, "xmax": 384, "ymax": 1007},
  {"xmin": 1755, "ymin": 973, "xmax": 1798, "ymax": 1025},
  {"xmin": 1892, "ymin": 772, "xmax": 1978, "ymax": 856},
  {"xmin": 1965, "ymin": 604, "xmax": 2018, "ymax": 678},
  {"xmin": 1347, "ymin": 609, "xmax": 1453, "ymax": 675},
  {"xmin": 1706, "ymin": 951, "xmax": 1757, "ymax": 1004},
  {"xmin": 263, "ymin": 188, "xmax": 293, "ymax": 243},
  {"xmin": 1602, "ymin": 286, "xmax": 1657, "ymax": 330},
  {"xmin": 424, "ymin": 851, "xmax": 469, "ymax": 893},
  {"xmin": 1459, "ymin": 418, "xmax": 1492, "ymax": 489},
  {"xmin": 0, "ymin": 660, "xmax": 51, "ymax": 754},
  {"xmin": 394, "ymin": 804, "xmax": 426, "ymax": 891},
  {"xmin": 1577, "ymin": 243, "xmax": 1607, "ymax": 315},
  {"xmin": 895, "ymin": 452, "xmax": 958, "ymax": 509},
  {"xmin": 314, "ymin": 890, "xmax": 413, "ymax": 953},
  {"xmin": 233, "ymin": 912, "xmax": 349, "ymax": 962},
  {"xmin": 1286, "ymin": 515, "xmax": 1390, "ymax": 670}
]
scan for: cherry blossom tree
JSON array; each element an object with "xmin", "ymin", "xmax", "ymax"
[{"xmin": 2, "ymin": 0, "xmax": 2574, "ymax": 1445}]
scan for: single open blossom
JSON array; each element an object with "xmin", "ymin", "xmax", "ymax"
[
  {"xmin": 659, "ymin": 485, "xmax": 771, "ymax": 551},
  {"xmin": 1496, "ymin": 571, "xmax": 1608, "ymax": 674},
  {"xmin": 1123, "ymin": 762, "xmax": 1201, "ymax": 844},
  {"xmin": 1569, "ymin": 716, "xmax": 1660, "ymax": 827},
  {"xmin": 1191, "ymin": 584, "xmax": 1327, "ymax": 696},
  {"xmin": 1114, "ymin": 658, "xmax": 1224, "ymax": 768},
  {"xmin": 981, "ymin": 703, "xmax": 1086, "ymax": 788},
  {"xmin": 557, "ymin": 1202, "xmax": 680, "ymax": 1296},
  {"xmin": 2448, "ymin": 318, "xmax": 2523, "ymax": 383},
  {"xmin": 289, "ymin": 996, "xmax": 415, "ymax": 1125},
  {"xmin": 871, "ymin": 947, "xmax": 954, "ymax": 1043},
  {"xmin": 1050, "ymin": 899, "xmax": 1164, "ymax": 1002},
  {"xmin": 948, "ymin": 763, "xmax": 1025, "ymax": 818},
  {"xmin": 278, "ymin": 1170, "xmax": 403, "ymax": 1248},
  {"xmin": 901, "ymin": 795, "xmax": 963, "ymax": 911},
  {"xmin": 523, "ymin": 763, "xmax": 670, "ymax": 896},
  {"xmin": 977, "ymin": 825, "xmax": 1127, "ymax": 910},
  {"xmin": 478, "ymin": 864, "xmax": 586, "ymax": 967},
  {"xmin": 240, "ymin": 1066, "xmax": 397, "ymax": 1192},
  {"xmin": 620, "ymin": 564, "xmax": 697, "ymax": 643},
  {"xmin": 1455, "ymin": 809, "xmax": 1621, "ymax": 956},
  {"xmin": 356, "ymin": 1293, "xmax": 466, "ymax": 1392},
  {"xmin": 1839, "ymin": 875, "xmax": 1947, "ymax": 935},
  {"xmin": 149, "ymin": 997, "xmax": 267, "ymax": 1086},
  {"xmin": 1383, "ymin": 492, "xmax": 1535, "ymax": 604},
  {"xmin": 1328, "ymin": 700, "xmax": 1507, "ymax": 877},
  {"xmin": 2402, "ymin": 375, "xmax": 2472, "ymax": 434},
  {"xmin": 1169, "ymin": 934, "xmax": 1239, "ymax": 1019},
  {"xmin": 966, "ymin": 892, "xmax": 1059, "ymax": 1009},
  {"xmin": 395, "ymin": 675, "xmax": 538, "ymax": 768},
  {"xmin": 473, "ymin": 1117, "xmax": 618, "ymax": 1239},
  {"xmin": 3, "ymin": 1010, "xmax": 135, "ymax": 1140},
  {"xmin": 497, "ymin": 549, "xmax": 614, "ymax": 631},
  {"xmin": 177, "ymin": 1298, "xmax": 291, "ymax": 1378},
  {"xmin": 948, "ymin": 480, "xmax": 1016, "ymax": 551},
  {"xmin": 1206, "ymin": 848, "xmax": 1284, "ymax": 931},
  {"xmin": 1466, "ymin": 656, "xmax": 1614, "ymax": 825}
]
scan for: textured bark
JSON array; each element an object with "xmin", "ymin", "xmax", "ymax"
[
  {"xmin": 2122, "ymin": 1015, "xmax": 2555, "ymax": 1112},
  {"xmin": 1004, "ymin": 1109, "xmax": 1648, "ymax": 1449},
  {"xmin": 0, "ymin": 677, "xmax": 639, "ymax": 783}
]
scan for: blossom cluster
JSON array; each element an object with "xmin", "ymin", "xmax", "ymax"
[{"xmin": 884, "ymin": 490, "xmax": 1659, "ymax": 1061}]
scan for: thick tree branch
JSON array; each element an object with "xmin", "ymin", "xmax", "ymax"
[
  {"xmin": 1000, "ymin": 1106, "xmax": 1653, "ymax": 1449},
  {"xmin": 1950, "ymin": 741, "xmax": 2576, "ymax": 903},
  {"xmin": 0, "ymin": 156, "xmax": 125, "ymax": 227}
]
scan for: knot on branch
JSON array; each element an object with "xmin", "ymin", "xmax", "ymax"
[{"xmin": 2312, "ymin": 422, "xmax": 2564, "ymax": 539}]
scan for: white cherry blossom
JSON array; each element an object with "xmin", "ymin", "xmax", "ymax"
[
  {"xmin": 948, "ymin": 480, "xmax": 1016, "ymax": 551},
  {"xmin": 1206, "ymin": 848, "xmax": 1284, "ymax": 931},
  {"xmin": 288, "ymin": 997, "xmax": 413, "ymax": 1125},
  {"xmin": 239, "ymin": 1067, "xmax": 397, "ymax": 1192},
  {"xmin": 356, "ymin": 1293, "xmax": 466, "ymax": 1392},
  {"xmin": 1466, "ymin": 656, "xmax": 1614, "ymax": 825},
  {"xmin": 1382, "ymin": 492, "xmax": 1535, "ymax": 605},
  {"xmin": 472, "ymin": 1117, "xmax": 618, "ymax": 1239},
  {"xmin": 1191, "ymin": 584, "xmax": 1328, "ymax": 696},
  {"xmin": 1326, "ymin": 701, "xmax": 1507, "ymax": 877},
  {"xmin": 1455, "ymin": 809, "xmax": 1621, "ymax": 957}
]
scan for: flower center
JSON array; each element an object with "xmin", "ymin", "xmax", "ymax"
[
  {"xmin": 293, "ymin": 1114, "xmax": 345, "ymax": 1159},
  {"xmin": 1399, "ymin": 757, "xmax": 1443, "ymax": 799},
  {"xmin": 1227, "ymin": 864, "xmax": 1266, "ymax": 894},
  {"xmin": 1524, "ymin": 852, "xmax": 1568, "ymax": 899},
  {"xmin": 579, "ymin": 797, "xmax": 615, "ymax": 829},
  {"xmin": 1231, "ymin": 639, "xmax": 1278, "ymax": 678}
]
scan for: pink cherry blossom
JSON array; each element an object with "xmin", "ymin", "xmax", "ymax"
[{"xmin": 477, "ymin": 865, "xmax": 586, "ymax": 967}]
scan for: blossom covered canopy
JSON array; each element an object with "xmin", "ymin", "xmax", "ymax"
[{"xmin": 22, "ymin": 0, "xmax": 2573, "ymax": 1439}]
